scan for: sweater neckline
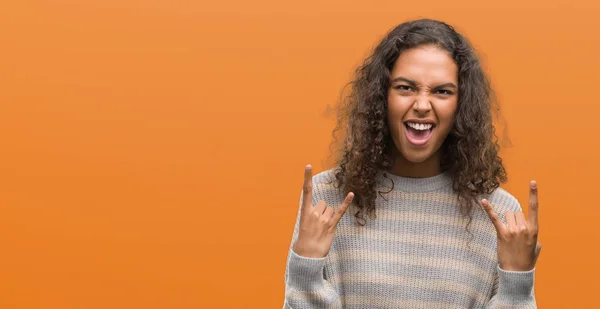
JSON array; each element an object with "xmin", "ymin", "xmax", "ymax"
[{"xmin": 377, "ymin": 169, "xmax": 453, "ymax": 193}]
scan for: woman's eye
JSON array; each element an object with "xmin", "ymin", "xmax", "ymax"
[
  {"xmin": 436, "ymin": 89, "xmax": 453, "ymax": 95},
  {"xmin": 395, "ymin": 85, "xmax": 412, "ymax": 91}
]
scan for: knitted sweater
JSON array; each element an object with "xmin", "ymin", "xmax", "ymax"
[{"xmin": 283, "ymin": 169, "xmax": 536, "ymax": 308}]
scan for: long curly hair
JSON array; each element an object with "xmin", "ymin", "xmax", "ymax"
[{"xmin": 330, "ymin": 19, "xmax": 507, "ymax": 230}]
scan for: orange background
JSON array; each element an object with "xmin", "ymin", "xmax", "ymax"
[{"xmin": 0, "ymin": 0, "xmax": 598, "ymax": 308}]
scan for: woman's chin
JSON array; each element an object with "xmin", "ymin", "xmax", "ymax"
[
  {"xmin": 392, "ymin": 138, "xmax": 441, "ymax": 165},
  {"xmin": 402, "ymin": 153, "xmax": 432, "ymax": 163},
  {"xmin": 398, "ymin": 145, "xmax": 436, "ymax": 163}
]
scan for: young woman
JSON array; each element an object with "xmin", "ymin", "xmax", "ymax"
[{"xmin": 283, "ymin": 19, "xmax": 542, "ymax": 308}]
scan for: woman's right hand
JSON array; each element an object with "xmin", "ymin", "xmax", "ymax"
[{"xmin": 292, "ymin": 165, "xmax": 354, "ymax": 259}]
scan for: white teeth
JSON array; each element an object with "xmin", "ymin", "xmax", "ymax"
[{"xmin": 406, "ymin": 122, "xmax": 433, "ymax": 130}]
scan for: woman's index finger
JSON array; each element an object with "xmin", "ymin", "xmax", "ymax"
[{"xmin": 331, "ymin": 192, "xmax": 354, "ymax": 226}]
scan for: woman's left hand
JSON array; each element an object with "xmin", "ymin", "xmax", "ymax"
[{"xmin": 481, "ymin": 181, "xmax": 542, "ymax": 272}]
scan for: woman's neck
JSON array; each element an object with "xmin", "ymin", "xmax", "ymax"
[{"xmin": 389, "ymin": 148, "xmax": 443, "ymax": 178}]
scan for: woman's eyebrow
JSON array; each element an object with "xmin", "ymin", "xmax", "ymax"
[
  {"xmin": 391, "ymin": 77, "xmax": 417, "ymax": 87},
  {"xmin": 433, "ymin": 82, "xmax": 458, "ymax": 89},
  {"xmin": 391, "ymin": 77, "xmax": 457, "ymax": 90}
]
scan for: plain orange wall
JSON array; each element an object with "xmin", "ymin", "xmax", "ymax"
[{"xmin": 1, "ymin": 0, "xmax": 599, "ymax": 308}]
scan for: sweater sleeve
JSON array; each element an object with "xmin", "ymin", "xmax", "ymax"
[
  {"xmin": 283, "ymin": 191, "xmax": 342, "ymax": 309},
  {"xmin": 484, "ymin": 265, "xmax": 537, "ymax": 308}
]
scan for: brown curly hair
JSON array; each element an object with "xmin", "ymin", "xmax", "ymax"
[{"xmin": 329, "ymin": 19, "xmax": 507, "ymax": 232}]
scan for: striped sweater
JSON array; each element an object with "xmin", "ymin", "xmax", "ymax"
[{"xmin": 283, "ymin": 169, "xmax": 536, "ymax": 308}]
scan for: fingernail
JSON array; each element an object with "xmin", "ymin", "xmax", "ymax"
[{"xmin": 530, "ymin": 180, "xmax": 537, "ymax": 189}]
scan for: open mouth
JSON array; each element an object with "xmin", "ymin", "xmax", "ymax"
[{"xmin": 404, "ymin": 121, "xmax": 435, "ymax": 146}]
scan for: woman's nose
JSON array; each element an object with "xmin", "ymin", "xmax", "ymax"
[{"xmin": 412, "ymin": 95, "xmax": 432, "ymax": 113}]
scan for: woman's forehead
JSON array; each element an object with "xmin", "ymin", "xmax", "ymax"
[{"xmin": 391, "ymin": 49, "xmax": 458, "ymax": 86}]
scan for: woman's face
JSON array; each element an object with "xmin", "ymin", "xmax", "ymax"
[{"xmin": 387, "ymin": 45, "xmax": 459, "ymax": 165}]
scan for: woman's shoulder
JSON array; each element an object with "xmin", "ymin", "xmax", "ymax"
[
  {"xmin": 312, "ymin": 168, "xmax": 339, "ymax": 186},
  {"xmin": 309, "ymin": 168, "xmax": 343, "ymax": 201},
  {"xmin": 485, "ymin": 186, "xmax": 522, "ymax": 214}
]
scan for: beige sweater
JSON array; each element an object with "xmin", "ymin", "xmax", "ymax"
[{"xmin": 283, "ymin": 169, "xmax": 536, "ymax": 308}]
